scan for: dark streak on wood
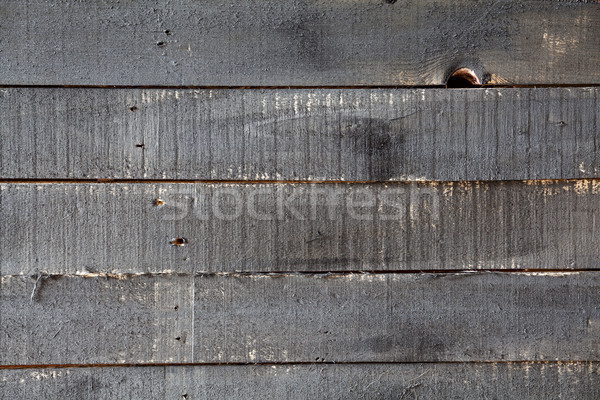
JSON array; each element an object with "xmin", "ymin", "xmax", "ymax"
[
  {"xmin": 0, "ymin": 87, "xmax": 598, "ymax": 181},
  {"xmin": 0, "ymin": 0, "xmax": 598, "ymax": 86}
]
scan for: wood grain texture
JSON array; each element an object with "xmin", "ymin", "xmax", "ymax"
[
  {"xmin": 1, "ymin": 363, "xmax": 599, "ymax": 399},
  {"xmin": 0, "ymin": 274, "xmax": 194, "ymax": 366},
  {"xmin": 1, "ymin": 180, "xmax": 599, "ymax": 275},
  {"xmin": 0, "ymin": 0, "xmax": 599, "ymax": 86},
  {"xmin": 1, "ymin": 87, "xmax": 599, "ymax": 181},
  {"xmin": 1, "ymin": 272, "xmax": 599, "ymax": 365}
]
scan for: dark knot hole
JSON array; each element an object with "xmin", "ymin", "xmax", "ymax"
[{"xmin": 446, "ymin": 68, "xmax": 481, "ymax": 88}]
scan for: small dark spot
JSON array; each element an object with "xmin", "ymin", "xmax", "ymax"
[
  {"xmin": 129, "ymin": 106, "xmax": 138, "ymax": 112},
  {"xmin": 175, "ymin": 336, "xmax": 181, "ymax": 341},
  {"xmin": 375, "ymin": 134, "xmax": 391, "ymax": 150},
  {"xmin": 556, "ymin": 120, "xmax": 567, "ymax": 127},
  {"xmin": 516, "ymin": 127, "xmax": 528, "ymax": 136},
  {"xmin": 182, "ymin": 395, "xmax": 188, "ymax": 399},
  {"xmin": 174, "ymin": 305, "xmax": 179, "ymax": 311},
  {"xmin": 385, "ymin": 0, "xmax": 397, "ymax": 3},
  {"xmin": 157, "ymin": 41, "xmax": 166, "ymax": 47},
  {"xmin": 170, "ymin": 237, "xmax": 187, "ymax": 247},
  {"xmin": 446, "ymin": 68, "xmax": 481, "ymax": 88},
  {"xmin": 154, "ymin": 198, "xmax": 165, "ymax": 206},
  {"xmin": 135, "ymin": 143, "xmax": 145, "ymax": 148},
  {"xmin": 164, "ymin": 29, "xmax": 172, "ymax": 35}
]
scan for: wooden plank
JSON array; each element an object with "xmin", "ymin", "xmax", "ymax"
[
  {"xmin": 1, "ymin": 272, "xmax": 599, "ymax": 365},
  {"xmin": 1, "ymin": 363, "xmax": 599, "ymax": 399},
  {"xmin": 0, "ymin": 274, "xmax": 194, "ymax": 366},
  {"xmin": 1, "ymin": 1, "xmax": 599, "ymax": 86},
  {"xmin": 1, "ymin": 180, "xmax": 600, "ymax": 275},
  {"xmin": 1, "ymin": 87, "xmax": 598, "ymax": 181},
  {"xmin": 0, "ymin": 367, "xmax": 165, "ymax": 399}
]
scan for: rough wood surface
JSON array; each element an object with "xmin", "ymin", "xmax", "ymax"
[
  {"xmin": 1, "ymin": 363, "xmax": 599, "ymax": 399},
  {"xmin": 1, "ymin": 272, "xmax": 599, "ymax": 365},
  {"xmin": 1, "ymin": 1, "xmax": 599, "ymax": 86},
  {"xmin": 1, "ymin": 180, "xmax": 599, "ymax": 275},
  {"xmin": 0, "ymin": 274, "xmax": 194, "ymax": 366},
  {"xmin": 1, "ymin": 87, "xmax": 598, "ymax": 181}
]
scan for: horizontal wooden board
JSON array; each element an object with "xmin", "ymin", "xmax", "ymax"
[
  {"xmin": 1, "ymin": 180, "xmax": 599, "ymax": 275},
  {"xmin": 1, "ymin": 363, "xmax": 599, "ymax": 399},
  {"xmin": 1, "ymin": 272, "xmax": 599, "ymax": 365},
  {"xmin": 1, "ymin": 1, "xmax": 599, "ymax": 86},
  {"xmin": 0, "ymin": 274, "xmax": 194, "ymax": 366},
  {"xmin": 1, "ymin": 87, "xmax": 599, "ymax": 181}
]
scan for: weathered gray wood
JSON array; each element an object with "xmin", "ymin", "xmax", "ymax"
[
  {"xmin": 0, "ymin": 274, "xmax": 194, "ymax": 366},
  {"xmin": 0, "ymin": 367, "xmax": 165, "ymax": 399},
  {"xmin": 1, "ymin": 272, "xmax": 599, "ymax": 364},
  {"xmin": 1, "ymin": 1, "xmax": 599, "ymax": 86},
  {"xmin": 1, "ymin": 87, "xmax": 599, "ymax": 181},
  {"xmin": 1, "ymin": 180, "xmax": 600, "ymax": 275},
  {"xmin": 1, "ymin": 363, "xmax": 599, "ymax": 399}
]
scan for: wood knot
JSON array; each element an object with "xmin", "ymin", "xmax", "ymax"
[{"xmin": 446, "ymin": 68, "xmax": 481, "ymax": 88}]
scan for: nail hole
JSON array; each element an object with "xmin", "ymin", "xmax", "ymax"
[
  {"xmin": 164, "ymin": 29, "xmax": 172, "ymax": 35},
  {"xmin": 446, "ymin": 68, "xmax": 481, "ymax": 88},
  {"xmin": 182, "ymin": 394, "xmax": 188, "ymax": 399},
  {"xmin": 170, "ymin": 237, "xmax": 187, "ymax": 246},
  {"xmin": 154, "ymin": 198, "xmax": 165, "ymax": 206},
  {"xmin": 157, "ymin": 41, "xmax": 166, "ymax": 47},
  {"xmin": 174, "ymin": 305, "xmax": 179, "ymax": 310},
  {"xmin": 175, "ymin": 336, "xmax": 181, "ymax": 341},
  {"xmin": 135, "ymin": 143, "xmax": 145, "ymax": 148},
  {"xmin": 129, "ymin": 106, "xmax": 138, "ymax": 112},
  {"xmin": 385, "ymin": 0, "xmax": 397, "ymax": 3}
]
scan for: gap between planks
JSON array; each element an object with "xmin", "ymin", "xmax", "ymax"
[
  {"xmin": 1, "ymin": 84, "xmax": 600, "ymax": 90},
  {"xmin": 1, "ymin": 178, "xmax": 599, "ymax": 185},
  {"xmin": 0, "ymin": 360, "xmax": 596, "ymax": 370},
  {"xmin": 4, "ymin": 269, "xmax": 599, "ymax": 279}
]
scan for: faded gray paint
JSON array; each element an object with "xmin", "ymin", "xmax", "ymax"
[
  {"xmin": 0, "ymin": 88, "xmax": 598, "ymax": 181},
  {"xmin": 0, "ymin": 1, "xmax": 599, "ymax": 86},
  {"xmin": 1, "ymin": 272, "xmax": 599, "ymax": 365},
  {"xmin": 1, "ymin": 181, "xmax": 599, "ymax": 275},
  {"xmin": 1, "ymin": 363, "xmax": 599, "ymax": 399}
]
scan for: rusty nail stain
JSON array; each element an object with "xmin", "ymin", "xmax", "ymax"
[{"xmin": 170, "ymin": 237, "xmax": 187, "ymax": 247}]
